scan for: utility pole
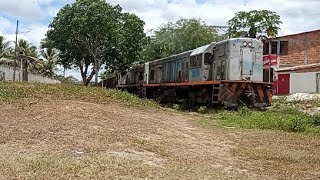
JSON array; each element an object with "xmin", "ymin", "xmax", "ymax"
[{"xmin": 13, "ymin": 20, "xmax": 18, "ymax": 82}]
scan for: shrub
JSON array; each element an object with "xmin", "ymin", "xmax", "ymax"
[
  {"xmin": 311, "ymin": 115, "xmax": 320, "ymax": 126},
  {"xmin": 218, "ymin": 106, "xmax": 311, "ymax": 133},
  {"xmin": 287, "ymin": 116, "xmax": 307, "ymax": 132}
]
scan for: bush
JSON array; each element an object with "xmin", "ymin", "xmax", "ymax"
[
  {"xmin": 218, "ymin": 105, "xmax": 311, "ymax": 133},
  {"xmin": 287, "ymin": 116, "xmax": 307, "ymax": 132},
  {"xmin": 311, "ymin": 115, "xmax": 320, "ymax": 126}
]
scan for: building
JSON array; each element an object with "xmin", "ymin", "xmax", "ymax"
[
  {"xmin": 263, "ymin": 29, "xmax": 320, "ymax": 94},
  {"xmin": 273, "ymin": 63, "xmax": 320, "ymax": 94}
]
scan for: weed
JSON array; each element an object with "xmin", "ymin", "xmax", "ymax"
[
  {"xmin": 311, "ymin": 115, "xmax": 320, "ymax": 126},
  {"xmin": 202, "ymin": 101, "xmax": 318, "ymax": 133}
]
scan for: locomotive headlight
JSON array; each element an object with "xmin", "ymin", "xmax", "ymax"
[
  {"xmin": 248, "ymin": 42, "xmax": 253, "ymax": 47},
  {"xmin": 242, "ymin": 41, "xmax": 248, "ymax": 47}
]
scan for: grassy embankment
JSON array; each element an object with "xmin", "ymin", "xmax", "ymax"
[
  {"xmin": 0, "ymin": 81, "xmax": 157, "ymax": 108},
  {"xmin": 1, "ymin": 81, "xmax": 320, "ymax": 134}
]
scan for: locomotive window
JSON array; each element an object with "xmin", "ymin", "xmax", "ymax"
[
  {"xmin": 217, "ymin": 44, "xmax": 226, "ymax": 57},
  {"xmin": 196, "ymin": 54, "xmax": 202, "ymax": 67},
  {"xmin": 190, "ymin": 55, "xmax": 202, "ymax": 68},
  {"xmin": 204, "ymin": 53, "xmax": 212, "ymax": 65},
  {"xmin": 150, "ymin": 70, "xmax": 155, "ymax": 81},
  {"xmin": 139, "ymin": 72, "xmax": 143, "ymax": 80},
  {"xmin": 190, "ymin": 56, "xmax": 196, "ymax": 67}
]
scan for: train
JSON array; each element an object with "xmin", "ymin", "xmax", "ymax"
[{"xmin": 104, "ymin": 37, "xmax": 273, "ymax": 108}]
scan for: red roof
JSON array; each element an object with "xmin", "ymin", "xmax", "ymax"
[
  {"xmin": 276, "ymin": 63, "xmax": 320, "ymax": 72},
  {"xmin": 275, "ymin": 28, "xmax": 320, "ymax": 39}
]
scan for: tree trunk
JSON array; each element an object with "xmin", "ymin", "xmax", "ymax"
[
  {"xmin": 79, "ymin": 64, "xmax": 88, "ymax": 86},
  {"xmin": 94, "ymin": 57, "xmax": 98, "ymax": 85},
  {"xmin": 79, "ymin": 63, "xmax": 99, "ymax": 86}
]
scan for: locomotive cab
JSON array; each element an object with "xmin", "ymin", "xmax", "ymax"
[
  {"xmin": 189, "ymin": 42, "xmax": 216, "ymax": 82},
  {"xmin": 213, "ymin": 38, "xmax": 263, "ymax": 82}
]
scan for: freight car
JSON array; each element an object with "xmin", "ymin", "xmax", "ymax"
[{"xmin": 113, "ymin": 37, "xmax": 272, "ymax": 108}]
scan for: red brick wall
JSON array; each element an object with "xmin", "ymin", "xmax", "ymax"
[{"xmin": 276, "ymin": 30, "xmax": 320, "ymax": 65}]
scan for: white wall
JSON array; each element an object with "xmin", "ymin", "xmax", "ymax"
[
  {"xmin": 0, "ymin": 65, "xmax": 61, "ymax": 84},
  {"xmin": 290, "ymin": 72, "xmax": 318, "ymax": 94}
]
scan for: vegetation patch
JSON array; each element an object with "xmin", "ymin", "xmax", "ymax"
[
  {"xmin": 0, "ymin": 82, "xmax": 158, "ymax": 108},
  {"xmin": 200, "ymin": 98, "xmax": 320, "ymax": 134}
]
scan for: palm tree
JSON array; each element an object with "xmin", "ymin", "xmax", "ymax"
[
  {"xmin": 0, "ymin": 36, "xmax": 13, "ymax": 58},
  {"xmin": 17, "ymin": 39, "xmax": 38, "ymax": 57},
  {"xmin": 41, "ymin": 37, "xmax": 69, "ymax": 77},
  {"xmin": 38, "ymin": 48, "xmax": 58, "ymax": 77}
]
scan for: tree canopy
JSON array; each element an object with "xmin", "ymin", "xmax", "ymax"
[
  {"xmin": 227, "ymin": 10, "xmax": 282, "ymax": 39},
  {"xmin": 18, "ymin": 39, "xmax": 38, "ymax": 58},
  {"xmin": 46, "ymin": 0, "xmax": 146, "ymax": 85},
  {"xmin": 141, "ymin": 18, "xmax": 224, "ymax": 61},
  {"xmin": 0, "ymin": 36, "xmax": 60, "ymax": 79},
  {"xmin": 0, "ymin": 36, "xmax": 13, "ymax": 58}
]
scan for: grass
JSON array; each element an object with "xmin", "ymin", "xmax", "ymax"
[
  {"xmin": 199, "ymin": 98, "xmax": 320, "ymax": 134},
  {"xmin": 1, "ymin": 82, "xmax": 320, "ymax": 179},
  {"xmin": 0, "ymin": 151, "xmax": 153, "ymax": 179},
  {"xmin": 0, "ymin": 81, "xmax": 158, "ymax": 108}
]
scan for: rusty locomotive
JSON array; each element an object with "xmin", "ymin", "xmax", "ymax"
[{"xmin": 105, "ymin": 37, "xmax": 272, "ymax": 108}]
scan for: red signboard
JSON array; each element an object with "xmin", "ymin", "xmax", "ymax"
[{"xmin": 263, "ymin": 54, "xmax": 278, "ymax": 68}]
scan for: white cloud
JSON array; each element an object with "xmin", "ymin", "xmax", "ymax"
[
  {"xmin": 1, "ymin": 0, "xmax": 319, "ymax": 81},
  {"xmin": 0, "ymin": 0, "xmax": 44, "ymax": 18},
  {"xmin": 107, "ymin": 0, "xmax": 320, "ymax": 35},
  {"xmin": 23, "ymin": 24, "xmax": 49, "ymax": 46},
  {"xmin": 2, "ymin": 0, "xmax": 320, "ymax": 49},
  {"xmin": 47, "ymin": 7, "xmax": 61, "ymax": 17},
  {"xmin": 0, "ymin": 17, "xmax": 14, "ymax": 31},
  {"xmin": 0, "ymin": 19, "xmax": 47, "ymax": 47}
]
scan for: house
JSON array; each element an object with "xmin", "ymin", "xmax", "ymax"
[
  {"xmin": 273, "ymin": 63, "xmax": 320, "ymax": 94},
  {"xmin": 262, "ymin": 29, "xmax": 320, "ymax": 94}
]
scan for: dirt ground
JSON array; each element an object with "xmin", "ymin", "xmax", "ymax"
[{"xmin": 0, "ymin": 99, "xmax": 320, "ymax": 179}]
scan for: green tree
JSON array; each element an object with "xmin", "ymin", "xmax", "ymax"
[
  {"xmin": 0, "ymin": 36, "xmax": 13, "ymax": 58},
  {"xmin": 17, "ymin": 39, "xmax": 39, "ymax": 73},
  {"xmin": 99, "ymin": 71, "xmax": 108, "ymax": 80},
  {"xmin": 142, "ymin": 18, "xmax": 223, "ymax": 61},
  {"xmin": 17, "ymin": 39, "xmax": 38, "ymax": 57},
  {"xmin": 37, "ymin": 48, "xmax": 58, "ymax": 77},
  {"xmin": 54, "ymin": 75, "xmax": 79, "ymax": 84},
  {"xmin": 227, "ymin": 10, "xmax": 282, "ymax": 39},
  {"xmin": 46, "ymin": 0, "xmax": 146, "ymax": 86},
  {"xmin": 41, "ymin": 38, "xmax": 69, "ymax": 77}
]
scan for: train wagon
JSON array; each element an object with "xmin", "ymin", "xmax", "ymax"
[{"xmin": 115, "ymin": 37, "xmax": 272, "ymax": 108}]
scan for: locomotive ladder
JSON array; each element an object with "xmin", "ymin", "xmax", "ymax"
[{"xmin": 211, "ymin": 84, "xmax": 220, "ymax": 104}]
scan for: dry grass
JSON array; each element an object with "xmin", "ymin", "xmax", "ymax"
[
  {"xmin": 227, "ymin": 130, "xmax": 320, "ymax": 179},
  {"xmin": 1, "ymin": 82, "xmax": 320, "ymax": 179},
  {"xmin": 0, "ymin": 100, "xmax": 244, "ymax": 179}
]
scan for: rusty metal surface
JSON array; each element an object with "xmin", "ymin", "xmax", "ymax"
[{"xmin": 143, "ymin": 80, "xmax": 222, "ymax": 87}]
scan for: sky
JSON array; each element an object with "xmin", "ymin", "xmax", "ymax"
[{"xmin": 1, "ymin": 0, "xmax": 320, "ymax": 79}]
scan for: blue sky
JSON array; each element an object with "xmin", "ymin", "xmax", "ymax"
[{"xmin": 1, "ymin": 0, "xmax": 320, "ymax": 80}]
